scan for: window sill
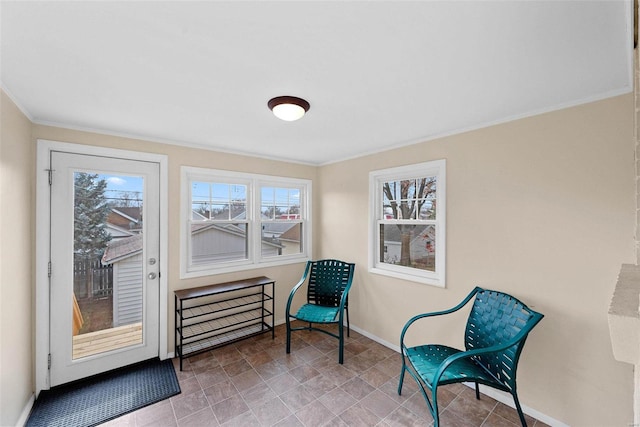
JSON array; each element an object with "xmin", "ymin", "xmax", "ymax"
[
  {"xmin": 369, "ymin": 266, "xmax": 445, "ymax": 288},
  {"xmin": 181, "ymin": 255, "xmax": 310, "ymax": 279}
]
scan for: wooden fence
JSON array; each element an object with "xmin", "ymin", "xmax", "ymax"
[{"xmin": 74, "ymin": 259, "xmax": 113, "ymax": 299}]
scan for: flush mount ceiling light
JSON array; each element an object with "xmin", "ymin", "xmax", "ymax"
[{"xmin": 268, "ymin": 96, "xmax": 310, "ymax": 121}]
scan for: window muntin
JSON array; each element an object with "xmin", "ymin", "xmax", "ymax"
[
  {"xmin": 191, "ymin": 182, "xmax": 248, "ymax": 220},
  {"xmin": 381, "ymin": 177, "xmax": 436, "ymax": 220},
  {"xmin": 370, "ymin": 160, "xmax": 445, "ymax": 286},
  {"xmin": 261, "ymin": 187, "xmax": 300, "ymax": 219},
  {"xmin": 181, "ymin": 168, "xmax": 311, "ymax": 278}
]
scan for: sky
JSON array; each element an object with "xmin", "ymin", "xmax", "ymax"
[{"xmin": 99, "ymin": 174, "xmax": 144, "ymax": 206}]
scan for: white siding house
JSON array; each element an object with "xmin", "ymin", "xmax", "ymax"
[
  {"xmin": 111, "ymin": 252, "xmax": 143, "ymax": 326},
  {"xmin": 101, "ymin": 234, "xmax": 143, "ymax": 327}
]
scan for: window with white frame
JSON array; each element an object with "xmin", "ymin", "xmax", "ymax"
[
  {"xmin": 181, "ymin": 167, "xmax": 311, "ymax": 278},
  {"xmin": 369, "ymin": 160, "xmax": 446, "ymax": 286}
]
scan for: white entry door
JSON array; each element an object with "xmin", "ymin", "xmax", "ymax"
[{"xmin": 49, "ymin": 151, "xmax": 160, "ymax": 386}]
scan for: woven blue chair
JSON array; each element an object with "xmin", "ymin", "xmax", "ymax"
[
  {"xmin": 398, "ymin": 287, "xmax": 543, "ymax": 427},
  {"xmin": 285, "ymin": 259, "xmax": 355, "ymax": 364}
]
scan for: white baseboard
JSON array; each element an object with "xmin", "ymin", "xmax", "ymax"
[
  {"xmin": 469, "ymin": 384, "xmax": 569, "ymax": 427},
  {"xmin": 17, "ymin": 394, "xmax": 35, "ymax": 427},
  {"xmin": 350, "ymin": 324, "xmax": 401, "ymax": 353}
]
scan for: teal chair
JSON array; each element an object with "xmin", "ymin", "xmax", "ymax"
[
  {"xmin": 398, "ymin": 287, "xmax": 543, "ymax": 427},
  {"xmin": 285, "ymin": 259, "xmax": 355, "ymax": 364}
]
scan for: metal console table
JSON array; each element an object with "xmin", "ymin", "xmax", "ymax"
[{"xmin": 174, "ymin": 276, "xmax": 275, "ymax": 370}]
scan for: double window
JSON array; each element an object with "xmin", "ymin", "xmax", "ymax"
[
  {"xmin": 369, "ymin": 160, "xmax": 446, "ymax": 286},
  {"xmin": 181, "ymin": 167, "xmax": 311, "ymax": 278}
]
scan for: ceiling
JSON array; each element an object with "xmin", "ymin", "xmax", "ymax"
[{"xmin": 0, "ymin": 1, "xmax": 633, "ymax": 165}]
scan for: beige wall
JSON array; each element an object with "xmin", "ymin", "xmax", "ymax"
[
  {"xmin": 0, "ymin": 89, "xmax": 636, "ymax": 426},
  {"xmin": 318, "ymin": 94, "xmax": 636, "ymax": 426},
  {"xmin": 1, "ymin": 91, "xmax": 35, "ymax": 425}
]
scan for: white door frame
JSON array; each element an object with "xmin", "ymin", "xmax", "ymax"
[{"xmin": 35, "ymin": 139, "xmax": 169, "ymax": 395}]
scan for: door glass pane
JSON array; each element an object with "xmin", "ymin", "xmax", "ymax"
[{"xmin": 72, "ymin": 172, "xmax": 144, "ymax": 359}]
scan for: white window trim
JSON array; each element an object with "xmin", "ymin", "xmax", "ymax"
[
  {"xmin": 368, "ymin": 160, "xmax": 446, "ymax": 287},
  {"xmin": 180, "ymin": 166, "xmax": 312, "ymax": 278}
]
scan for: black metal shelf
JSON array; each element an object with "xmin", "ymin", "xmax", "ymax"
[{"xmin": 174, "ymin": 276, "xmax": 275, "ymax": 370}]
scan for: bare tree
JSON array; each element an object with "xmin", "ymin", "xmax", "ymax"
[{"xmin": 382, "ymin": 178, "xmax": 436, "ymax": 266}]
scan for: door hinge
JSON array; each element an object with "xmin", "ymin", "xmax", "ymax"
[
  {"xmin": 47, "ymin": 169, "xmax": 53, "ymax": 185},
  {"xmin": 47, "ymin": 354, "xmax": 51, "ymax": 370},
  {"xmin": 48, "ymin": 261, "xmax": 52, "ymax": 278}
]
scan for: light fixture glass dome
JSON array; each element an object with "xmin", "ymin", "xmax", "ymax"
[
  {"xmin": 268, "ymin": 96, "xmax": 310, "ymax": 121},
  {"xmin": 272, "ymin": 103, "xmax": 306, "ymax": 121}
]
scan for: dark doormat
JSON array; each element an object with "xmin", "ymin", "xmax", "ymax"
[{"xmin": 26, "ymin": 358, "xmax": 181, "ymax": 427}]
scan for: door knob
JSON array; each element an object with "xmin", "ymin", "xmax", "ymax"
[{"xmin": 148, "ymin": 272, "xmax": 157, "ymax": 280}]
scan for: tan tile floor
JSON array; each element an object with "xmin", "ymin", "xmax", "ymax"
[{"xmin": 103, "ymin": 323, "xmax": 549, "ymax": 427}]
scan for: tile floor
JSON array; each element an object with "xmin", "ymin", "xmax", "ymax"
[{"xmin": 104, "ymin": 323, "xmax": 549, "ymax": 427}]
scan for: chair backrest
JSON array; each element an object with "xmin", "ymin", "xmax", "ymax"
[
  {"xmin": 464, "ymin": 288, "xmax": 543, "ymax": 391},
  {"xmin": 307, "ymin": 259, "xmax": 355, "ymax": 307}
]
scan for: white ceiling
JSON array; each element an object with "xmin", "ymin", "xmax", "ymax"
[{"xmin": 0, "ymin": 1, "xmax": 633, "ymax": 165}]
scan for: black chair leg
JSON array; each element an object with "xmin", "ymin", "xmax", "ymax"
[
  {"xmin": 475, "ymin": 382, "xmax": 480, "ymax": 399},
  {"xmin": 285, "ymin": 317, "xmax": 291, "ymax": 354},
  {"xmin": 338, "ymin": 333, "xmax": 344, "ymax": 364},
  {"xmin": 513, "ymin": 393, "xmax": 528, "ymax": 427},
  {"xmin": 432, "ymin": 385, "xmax": 441, "ymax": 427},
  {"xmin": 397, "ymin": 361, "xmax": 406, "ymax": 395},
  {"xmin": 346, "ymin": 306, "xmax": 350, "ymax": 337}
]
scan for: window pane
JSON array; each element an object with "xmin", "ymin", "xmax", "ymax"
[
  {"xmin": 382, "ymin": 177, "xmax": 437, "ymax": 220},
  {"xmin": 192, "ymin": 182, "xmax": 247, "ymax": 220},
  {"xmin": 214, "ymin": 184, "xmax": 247, "ymax": 220},
  {"xmin": 261, "ymin": 205, "xmax": 274, "ymax": 220},
  {"xmin": 261, "ymin": 186, "xmax": 301, "ymax": 220},
  {"xmin": 191, "ymin": 223, "xmax": 248, "ymax": 264},
  {"xmin": 183, "ymin": 167, "xmax": 311, "ymax": 278},
  {"xmin": 379, "ymin": 224, "xmax": 435, "ymax": 272},
  {"xmin": 261, "ymin": 222, "xmax": 302, "ymax": 257},
  {"xmin": 191, "ymin": 181, "xmax": 211, "ymax": 217}
]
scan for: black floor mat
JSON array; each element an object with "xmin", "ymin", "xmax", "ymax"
[{"xmin": 26, "ymin": 358, "xmax": 181, "ymax": 427}]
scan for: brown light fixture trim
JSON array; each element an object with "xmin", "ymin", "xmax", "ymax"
[{"xmin": 268, "ymin": 96, "xmax": 310, "ymax": 121}]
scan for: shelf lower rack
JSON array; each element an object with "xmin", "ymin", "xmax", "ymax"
[
  {"xmin": 178, "ymin": 322, "xmax": 272, "ymax": 357},
  {"xmin": 174, "ymin": 276, "xmax": 275, "ymax": 370}
]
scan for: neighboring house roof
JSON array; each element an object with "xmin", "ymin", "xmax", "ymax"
[
  {"xmin": 279, "ymin": 223, "xmax": 300, "ymax": 242},
  {"xmin": 192, "ymin": 210, "xmax": 296, "ymax": 247},
  {"xmin": 263, "ymin": 222, "xmax": 297, "ymax": 236},
  {"xmin": 105, "ymin": 223, "xmax": 136, "ymax": 239},
  {"xmin": 102, "ymin": 234, "xmax": 142, "ymax": 264},
  {"xmin": 104, "ymin": 216, "xmax": 290, "ymax": 265},
  {"xmin": 107, "ymin": 207, "xmax": 142, "ymax": 231},
  {"xmin": 192, "ymin": 210, "xmax": 207, "ymax": 220},
  {"xmin": 196, "ymin": 207, "xmax": 247, "ymax": 221},
  {"xmin": 115, "ymin": 207, "xmax": 142, "ymax": 221},
  {"xmin": 191, "ymin": 222, "xmax": 284, "ymax": 249}
]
